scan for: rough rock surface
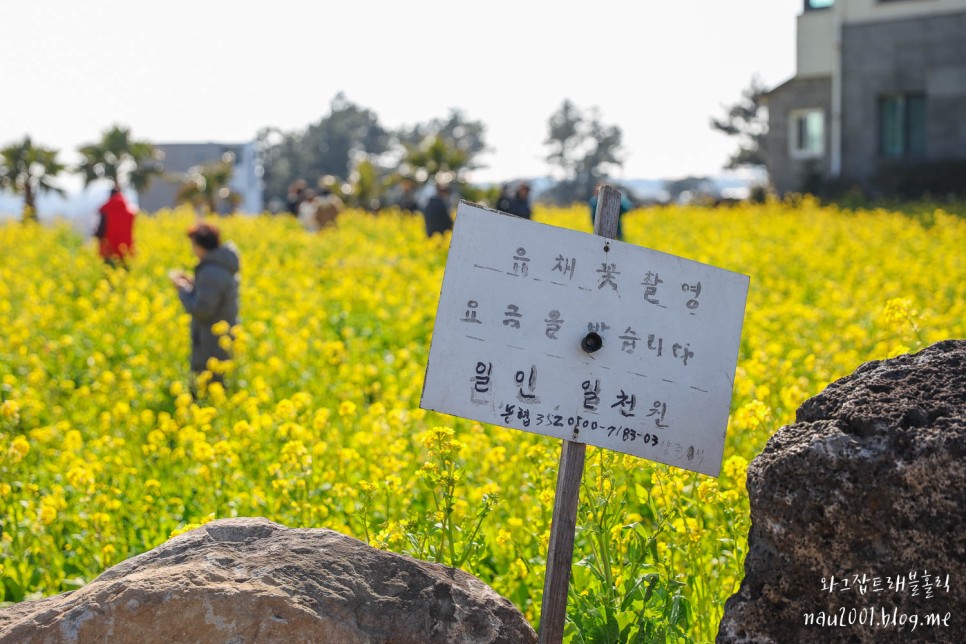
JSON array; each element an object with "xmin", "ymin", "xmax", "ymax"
[
  {"xmin": 718, "ymin": 340, "xmax": 966, "ymax": 643},
  {"xmin": 0, "ymin": 518, "xmax": 536, "ymax": 644}
]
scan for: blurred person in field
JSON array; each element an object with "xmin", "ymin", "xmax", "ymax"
[
  {"xmin": 286, "ymin": 179, "xmax": 307, "ymax": 216},
  {"xmin": 421, "ymin": 181, "xmax": 453, "ymax": 237},
  {"xmin": 495, "ymin": 183, "xmax": 512, "ymax": 213},
  {"xmin": 506, "ymin": 181, "xmax": 532, "ymax": 219},
  {"xmin": 589, "ymin": 180, "xmax": 630, "ymax": 241},
  {"xmin": 94, "ymin": 185, "xmax": 137, "ymax": 267},
  {"xmin": 169, "ymin": 222, "xmax": 240, "ymax": 390},
  {"xmin": 314, "ymin": 185, "xmax": 344, "ymax": 229},
  {"xmin": 397, "ymin": 178, "xmax": 420, "ymax": 213},
  {"xmin": 297, "ymin": 188, "xmax": 321, "ymax": 231}
]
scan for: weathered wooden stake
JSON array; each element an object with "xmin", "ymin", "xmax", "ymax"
[{"xmin": 538, "ymin": 185, "xmax": 623, "ymax": 644}]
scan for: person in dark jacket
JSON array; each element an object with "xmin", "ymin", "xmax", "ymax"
[
  {"xmin": 506, "ymin": 182, "xmax": 532, "ymax": 219},
  {"xmin": 421, "ymin": 182, "xmax": 453, "ymax": 237},
  {"xmin": 170, "ymin": 222, "xmax": 240, "ymax": 388},
  {"xmin": 494, "ymin": 183, "xmax": 512, "ymax": 213}
]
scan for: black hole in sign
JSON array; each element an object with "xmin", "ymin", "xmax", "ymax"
[{"xmin": 581, "ymin": 332, "xmax": 603, "ymax": 353}]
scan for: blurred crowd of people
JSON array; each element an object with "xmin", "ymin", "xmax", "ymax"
[
  {"xmin": 418, "ymin": 180, "xmax": 535, "ymax": 238},
  {"xmin": 89, "ymin": 173, "xmax": 629, "ymax": 394},
  {"xmin": 285, "ymin": 179, "xmax": 345, "ymax": 232},
  {"xmin": 280, "ymin": 175, "xmax": 630, "ymax": 241},
  {"xmin": 494, "ymin": 182, "xmax": 532, "ymax": 219}
]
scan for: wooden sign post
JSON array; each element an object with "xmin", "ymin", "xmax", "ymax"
[
  {"xmin": 420, "ymin": 189, "xmax": 749, "ymax": 644},
  {"xmin": 537, "ymin": 185, "xmax": 622, "ymax": 644}
]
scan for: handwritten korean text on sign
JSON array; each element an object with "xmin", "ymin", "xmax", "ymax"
[{"xmin": 420, "ymin": 203, "xmax": 749, "ymax": 476}]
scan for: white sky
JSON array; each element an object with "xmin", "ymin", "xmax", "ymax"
[{"xmin": 1, "ymin": 0, "xmax": 802, "ymax": 184}]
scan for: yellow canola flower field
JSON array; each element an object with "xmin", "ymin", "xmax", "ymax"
[{"xmin": 1, "ymin": 201, "xmax": 964, "ymax": 641}]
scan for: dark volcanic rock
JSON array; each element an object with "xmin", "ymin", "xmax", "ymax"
[
  {"xmin": 0, "ymin": 518, "xmax": 536, "ymax": 644},
  {"xmin": 718, "ymin": 340, "xmax": 966, "ymax": 643}
]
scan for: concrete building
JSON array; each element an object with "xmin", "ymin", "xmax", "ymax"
[
  {"xmin": 765, "ymin": 0, "xmax": 966, "ymax": 196},
  {"xmin": 138, "ymin": 141, "xmax": 263, "ymax": 214}
]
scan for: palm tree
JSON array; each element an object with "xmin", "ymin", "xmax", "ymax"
[
  {"xmin": 401, "ymin": 135, "xmax": 469, "ymax": 188},
  {"xmin": 76, "ymin": 125, "xmax": 163, "ymax": 194},
  {"xmin": 0, "ymin": 137, "xmax": 65, "ymax": 222},
  {"xmin": 175, "ymin": 156, "xmax": 237, "ymax": 215}
]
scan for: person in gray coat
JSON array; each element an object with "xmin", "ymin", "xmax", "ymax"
[{"xmin": 170, "ymin": 222, "xmax": 240, "ymax": 387}]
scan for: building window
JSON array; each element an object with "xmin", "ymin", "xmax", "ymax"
[
  {"xmin": 789, "ymin": 108, "xmax": 825, "ymax": 159},
  {"xmin": 880, "ymin": 95, "xmax": 926, "ymax": 158},
  {"xmin": 804, "ymin": 0, "xmax": 834, "ymax": 10}
]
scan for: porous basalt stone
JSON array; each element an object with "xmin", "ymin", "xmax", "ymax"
[{"xmin": 718, "ymin": 340, "xmax": 965, "ymax": 643}]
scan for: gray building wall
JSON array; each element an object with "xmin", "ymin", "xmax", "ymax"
[
  {"xmin": 765, "ymin": 76, "xmax": 833, "ymax": 195},
  {"xmin": 139, "ymin": 142, "xmax": 263, "ymax": 214},
  {"xmin": 840, "ymin": 11, "xmax": 966, "ymax": 188}
]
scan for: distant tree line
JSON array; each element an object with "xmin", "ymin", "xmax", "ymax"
[
  {"xmin": 258, "ymin": 93, "xmax": 627, "ymax": 212},
  {"xmin": 0, "ymin": 95, "xmax": 628, "ymax": 221},
  {"xmin": 257, "ymin": 93, "xmax": 495, "ymax": 212}
]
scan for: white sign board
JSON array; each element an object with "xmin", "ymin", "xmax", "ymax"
[{"xmin": 420, "ymin": 202, "xmax": 749, "ymax": 476}]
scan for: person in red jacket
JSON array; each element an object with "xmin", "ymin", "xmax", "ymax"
[{"xmin": 94, "ymin": 187, "xmax": 137, "ymax": 267}]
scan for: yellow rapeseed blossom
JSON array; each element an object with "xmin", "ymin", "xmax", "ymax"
[
  {"xmin": 169, "ymin": 513, "xmax": 217, "ymax": 539},
  {"xmin": 338, "ymin": 400, "xmax": 356, "ymax": 417},
  {"xmin": 0, "ymin": 204, "xmax": 963, "ymax": 640},
  {"xmin": 211, "ymin": 320, "xmax": 231, "ymax": 336},
  {"xmin": 882, "ymin": 297, "xmax": 916, "ymax": 325},
  {"xmin": 38, "ymin": 504, "xmax": 57, "ymax": 526},
  {"xmin": 510, "ymin": 558, "xmax": 528, "ymax": 581},
  {"xmin": 723, "ymin": 455, "xmax": 750, "ymax": 489},
  {"xmin": 0, "ymin": 399, "xmax": 20, "ymax": 420},
  {"xmin": 697, "ymin": 479, "xmax": 720, "ymax": 503},
  {"xmin": 9, "ymin": 436, "xmax": 29, "ymax": 462},
  {"xmin": 732, "ymin": 399, "xmax": 771, "ymax": 432}
]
